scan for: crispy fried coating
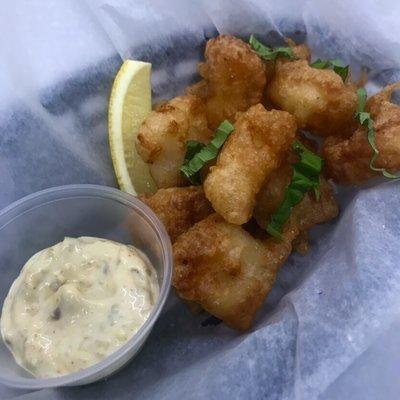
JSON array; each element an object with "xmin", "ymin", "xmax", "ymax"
[
  {"xmin": 286, "ymin": 39, "xmax": 311, "ymax": 61},
  {"xmin": 186, "ymin": 80, "xmax": 208, "ymax": 99},
  {"xmin": 139, "ymin": 186, "xmax": 213, "ymax": 243},
  {"xmin": 261, "ymin": 40, "xmax": 311, "ymax": 102},
  {"xmin": 254, "ymin": 169, "xmax": 338, "ymax": 234},
  {"xmin": 253, "ymin": 163, "xmax": 293, "ymax": 226},
  {"xmin": 291, "ymin": 177, "xmax": 338, "ymax": 229},
  {"xmin": 196, "ymin": 35, "xmax": 267, "ymax": 129},
  {"xmin": 268, "ymin": 58, "xmax": 357, "ymax": 137},
  {"xmin": 323, "ymin": 82, "xmax": 400, "ymax": 184},
  {"xmin": 203, "ymin": 104, "xmax": 297, "ymax": 225},
  {"xmin": 173, "ymin": 178, "xmax": 338, "ymax": 330},
  {"xmin": 173, "ymin": 214, "xmax": 298, "ymax": 330},
  {"xmin": 253, "ymin": 164, "xmax": 338, "ymax": 255},
  {"xmin": 261, "ymin": 41, "xmax": 310, "ymax": 98},
  {"xmin": 136, "ymin": 94, "xmax": 212, "ymax": 188}
]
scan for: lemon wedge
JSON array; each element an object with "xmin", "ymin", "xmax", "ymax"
[{"xmin": 108, "ymin": 60, "xmax": 157, "ymax": 195}]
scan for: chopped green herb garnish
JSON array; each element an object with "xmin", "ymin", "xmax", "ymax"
[
  {"xmin": 249, "ymin": 34, "xmax": 294, "ymax": 61},
  {"xmin": 355, "ymin": 88, "xmax": 397, "ymax": 179},
  {"xmin": 184, "ymin": 140, "xmax": 206, "ymax": 163},
  {"xmin": 266, "ymin": 140, "xmax": 323, "ymax": 239},
  {"xmin": 356, "ymin": 87, "xmax": 367, "ymax": 113},
  {"xmin": 310, "ymin": 58, "xmax": 349, "ymax": 82},
  {"xmin": 182, "ymin": 141, "xmax": 206, "ymax": 184},
  {"xmin": 180, "ymin": 120, "xmax": 234, "ymax": 184}
]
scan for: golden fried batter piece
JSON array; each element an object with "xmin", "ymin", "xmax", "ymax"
[
  {"xmin": 291, "ymin": 178, "xmax": 338, "ymax": 229},
  {"xmin": 253, "ymin": 163, "xmax": 293, "ymax": 226},
  {"xmin": 323, "ymin": 82, "xmax": 400, "ymax": 184},
  {"xmin": 195, "ymin": 35, "xmax": 267, "ymax": 129},
  {"xmin": 139, "ymin": 186, "xmax": 213, "ymax": 243},
  {"xmin": 186, "ymin": 80, "xmax": 208, "ymax": 99},
  {"xmin": 261, "ymin": 41, "xmax": 310, "ymax": 98},
  {"xmin": 253, "ymin": 162, "xmax": 338, "ymax": 255},
  {"xmin": 173, "ymin": 214, "xmax": 298, "ymax": 330},
  {"xmin": 173, "ymin": 180, "xmax": 338, "ymax": 330},
  {"xmin": 203, "ymin": 104, "xmax": 297, "ymax": 225},
  {"xmin": 136, "ymin": 94, "xmax": 212, "ymax": 188},
  {"xmin": 268, "ymin": 58, "xmax": 357, "ymax": 137},
  {"xmin": 254, "ymin": 169, "xmax": 338, "ymax": 237},
  {"xmin": 286, "ymin": 39, "xmax": 311, "ymax": 61}
]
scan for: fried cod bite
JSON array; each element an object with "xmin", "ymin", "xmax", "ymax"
[
  {"xmin": 173, "ymin": 176, "xmax": 338, "ymax": 330},
  {"xmin": 194, "ymin": 35, "xmax": 267, "ymax": 129},
  {"xmin": 268, "ymin": 58, "xmax": 357, "ymax": 137},
  {"xmin": 139, "ymin": 186, "xmax": 213, "ymax": 243},
  {"xmin": 259, "ymin": 40, "xmax": 311, "ymax": 98},
  {"xmin": 172, "ymin": 214, "xmax": 299, "ymax": 331},
  {"xmin": 253, "ymin": 162, "xmax": 293, "ymax": 226},
  {"xmin": 203, "ymin": 104, "xmax": 297, "ymax": 225},
  {"xmin": 289, "ymin": 41, "xmax": 311, "ymax": 62},
  {"xmin": 254, "ymin": 169, "xmax": 339, "ymax": 253},
  {"xmin": 323, "ymin": 82, "xmax": 400, "ymax": 184},
  {"xmin": 136, "ymin": 94, "xmax": 212, "ymax": 188}
]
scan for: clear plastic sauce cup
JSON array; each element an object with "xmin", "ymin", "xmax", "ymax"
[{"xmin": 0, "ymin": 184, "xmax": 172, "ymax": 389}]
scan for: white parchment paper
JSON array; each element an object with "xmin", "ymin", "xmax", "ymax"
[{"xmin": 1, "ymin": 1, "xmax": 400, "ymax": 399}]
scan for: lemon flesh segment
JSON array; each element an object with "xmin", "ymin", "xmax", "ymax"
[{"xmin": 109, "ymin": 60, "xmax": 157, "ymax": 195}]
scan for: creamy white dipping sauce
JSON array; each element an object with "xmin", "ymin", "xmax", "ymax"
[{"xmin": 0, "ymin": 236, "xmax": 159, "ymax": 378}]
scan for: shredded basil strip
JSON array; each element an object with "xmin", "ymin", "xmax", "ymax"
[
  {"xmin": 355, "ymin": 88, "xmax": 397, "ymax": 179},
  {"xmin": 249, "ymin": 34, "xmax": 294, "ymax": 61},
  {"xmin": 181, "ymin": 141, "xmax": 206, "ymax": 184},
  {"xmin": 310, "ymin": 58, "xmax": 349, "ymax": 82},
  {"xmin": 184, "ymin": 141, "xmax": 206, "ymax": 163},
  {"xmin": 180, "ymin": 120, "xmax": 234, "ymax": 184},
  {"xmin": 266, "ymin": 140, "xmax": 323, "ymax": 240}
]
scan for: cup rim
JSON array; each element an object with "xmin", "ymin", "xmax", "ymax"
[{"xmin": 0, "ymin": 184, "xmax": 173, "ymax": 389}]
